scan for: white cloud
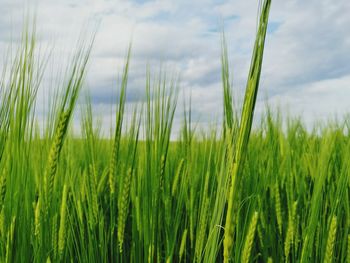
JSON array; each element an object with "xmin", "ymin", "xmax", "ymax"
[
  {"xmin": 0, "ymin": 0, "xmax": 350, "ymax": 136},
  {"xmin": 263, "ymin": 74, "xmax": 350, "ymax": 124}
]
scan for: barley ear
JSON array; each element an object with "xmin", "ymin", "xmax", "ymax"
[
  {"xmin": 46, "ymin": 111, "xmax": 70, "ymax": 209},
  {"xmin": 195, "ymin": 197, "xmax": 210, "ymax": 262},
  {"xmin": 52, "ymin": 214, "xmax": 58, "ymax": 260},
  {"xmin": 117, "ymin": 167, "xmax": 132, "ymax": 253},
  {"xmin": 89, "ymin": 165, "xmax": 99, "ymax": 226},
  {"xmin": 0, "ymin": 169, "xmax": 7, "ymax": 208},
  {"xmin": 179, "ymin": 229, "xmax": 188, "ymax": 262},
  {"xmin": 159, "ymin": 155, "xmax": 166, "ymax": 191},
  {"xmin": 284, "ymin": 201, "xmax": 298, "ymax": 259},
  {"xmin": 172, "ymin": 158, "xmax": 184, "ymax": 196},
  {"xmin": 5, "ymin": 216, "xmax": 15, "ymax": 263},
  {"xmin": 346, "ymin": 234, "xmax": 350, "ymax": 263},
  {"xmin": 58, "ymin": 184, "xmax": 68, "ymax": 259},
  {"xmin": 324, "ymin": 216, "xmax": 337, "ymax": 263},
  {"xmin": 241, "ymin": 212, "xmax": 259, "ymax": 263},
  {"xmin": 275, "ymin": 183, "xmax": 282, "ymax": 235},
  {"xmin": 109, "ymin": 146, "xmax": 117, "ymax": 196},
  {"xmin": 34, "ymin": 198, "xmax": 41, "ymax": 243},
  {"xmin": 0, "ymin": 209, "xmax": 4, "ymax": 237}
]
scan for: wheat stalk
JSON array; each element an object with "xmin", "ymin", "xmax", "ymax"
[{"xmin": 223, "ymin": 1, "xmax": 271, "ymax": 261}]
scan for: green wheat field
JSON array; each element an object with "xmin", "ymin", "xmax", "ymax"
[{"xmin": 0, "ymin": 1, "xmax": 349, "ymax": 262}]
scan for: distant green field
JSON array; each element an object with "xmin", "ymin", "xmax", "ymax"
[{"xmin": 0, "ymin": 0, "xmax": 349, "ymax": 262}]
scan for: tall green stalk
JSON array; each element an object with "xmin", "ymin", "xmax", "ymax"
[{"xmin": 223, "ymin": 0, "xmax": 271, "ymax": 262}]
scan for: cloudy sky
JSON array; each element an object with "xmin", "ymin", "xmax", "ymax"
[{"xmin": 1, "ymin": 0, "xmax": 350, "ymax": 136}]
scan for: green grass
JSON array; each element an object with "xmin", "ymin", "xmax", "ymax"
[{"xmin": 1, "ymin": 0, "xmax": 350, "ymax": 262}]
